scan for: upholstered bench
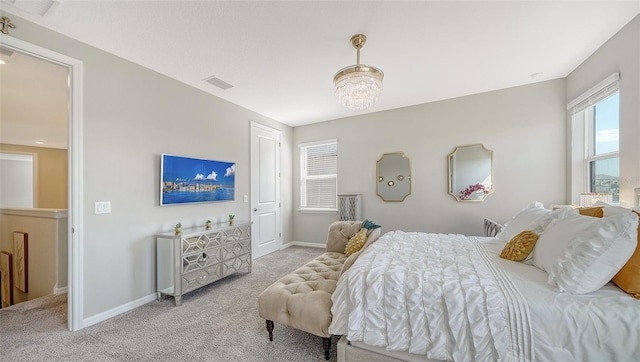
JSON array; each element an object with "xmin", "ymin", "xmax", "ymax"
[{"xmin": 257, "ymin": 220, "xmax": 381, "ymax": 360}]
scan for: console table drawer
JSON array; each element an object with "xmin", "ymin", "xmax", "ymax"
[
  {"xmin": 222, "ymin": 240, "xmax": 250, "ymax": 261},
  {"xmin": 222, "ymin": 252, "xmax": 251, "ymax": 277},
  {"xmin": 182, "ymin": 265, "xmax": 223, "ymax": 293},
  {"xmin": 182, "ymin": 248, "xmax": 221, "ymax": 273}
]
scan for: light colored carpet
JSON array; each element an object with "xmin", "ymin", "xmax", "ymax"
[{"xmin": 0, "ymin": 246, "xmax": 340, "ymax": 362}]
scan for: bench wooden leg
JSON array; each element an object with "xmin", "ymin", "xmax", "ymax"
[
  {"xmin": 323, "ymin": 337, "xmax": 331, "ymax": 360},
  {"xmin": 266, "ymin": 320, "xmax": 274, "ymax": 341}
]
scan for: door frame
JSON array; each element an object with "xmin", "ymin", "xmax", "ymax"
[
  {"xmin": 1, "ymin": 36, "xmax": 84, "ymax": 331},
  {"xmin": 250, "ymin": 121, "xmax": 282, "ymax": 258}
]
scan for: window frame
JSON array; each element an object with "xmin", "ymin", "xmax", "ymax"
[
  {"xmin": 567, "ymin": 73, "xmax": 620, "ymax": 205},
  {"xmin": 298, "ymin": 139, "xmax": 338, "ymax": 213},
  {"xmin": 584, "ymin": 94, "xmax": 620, "ymax": 200}
]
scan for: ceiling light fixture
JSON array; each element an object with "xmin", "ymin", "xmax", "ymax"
[{"xmin": 333, "ymin": 34, "xmax": 384, "ymax": 111}]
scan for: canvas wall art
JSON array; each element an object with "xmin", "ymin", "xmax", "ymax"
[
  {"xmin": 13, "ymin": 231, "xmax": 28, "ymax": 293},
  {"xmin": 1, "ymin": 251, "xmax": 13, "ymax": 308},
  {"xmin": 161, "ymin": 154, "xmax": 236, "ymax": 206}
]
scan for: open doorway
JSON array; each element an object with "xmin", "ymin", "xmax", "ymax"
[
  {"xmin": 0, "ymin": 45, "xmax": 68, "ymax": 311},
  {"xmin": 0, "ymin": 36, "xmax": 83, "ymax": 331}
]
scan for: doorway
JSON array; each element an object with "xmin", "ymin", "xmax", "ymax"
[
  {"xmin": 250, "ymin": 122, "xmax": 282, "ymax": 259},
  {"xmin": 0, "ymin": 36, "xmax": 83, "ymax": 331}
]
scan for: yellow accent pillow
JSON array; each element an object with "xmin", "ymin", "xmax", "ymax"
[
  {"xmin": 500, "ymin": 230, "xmax": 538, "ymax": 262},
  {"xmin": 578, "ymin": 207, "xmax": 604, "ymax": 218},
  {"xmin": 344, "ymin": 229, "xmax": 367, "ymax": 257},
  {"xmin": 612, "ymin": 211, "xmax": 640, "ymax": 299}
]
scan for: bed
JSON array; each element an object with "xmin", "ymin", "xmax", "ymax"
[{"xmin": 329, "ymin": 204, "xmax": 640, "ymax": 362}]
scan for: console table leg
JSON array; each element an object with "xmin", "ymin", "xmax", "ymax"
[
  {"xmin": 266, "ymin": 320, "xmax": 274, "ymax": 341},
  {"xmin": 323, "ymin": 337, "xmax": 331, "ymax": 360}
]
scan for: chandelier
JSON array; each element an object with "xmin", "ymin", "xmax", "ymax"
[{"xmin": 333, "ymin": 34, "xmax": 384, "ymax": 111}]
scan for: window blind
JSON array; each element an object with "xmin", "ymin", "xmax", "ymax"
[
  {"xmin": 567, "ymin": 72, "xmax": 619, "ymax": 114},
  {"xmin": 299, "ymin": 140, "xmax": 337, "ymax": 210}
]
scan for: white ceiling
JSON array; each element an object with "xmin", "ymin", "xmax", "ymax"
[
  {"xmin": 1, "ymin": 0, "xmax": 639, "ymax": 130},
  {"xmin": 0, "ymin": 46, "xmax": 69, "ymax": 149}
]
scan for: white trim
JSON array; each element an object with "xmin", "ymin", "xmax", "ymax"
[
  {"xmin": 567, "ymin": 72, "xmax": 619, "ymax": 110},
  {"xmin": 298, "ymin": 208, "xmax": 338, "ymax": 214},
  {"xmin": 251, "ymin": 121, "xmax": 283, "ymax": 135},
  {"xmin": 82, "ymin": 293, "xmax": 157, "ymax": 329},
  {"xmin": 0, "ymin": 152, "xmax": 34, "ymax": 161},
  {"xmin": 0, "ymin": 208, "xmax": 68, "ymax": 219},
  {"xmin": 53, "ymin": 285, "xmax": 68, "ymax": 295},
  {"xmin": 281, "ymin": 241, "xmax": 326, "ymax": 249},
  {"xmin": 0, "ymin": 36, "xmax": 84, "ymax": 331},
  {"xmin": 298, "ymin": 138, "xmax": 338, "ymax": 149}
]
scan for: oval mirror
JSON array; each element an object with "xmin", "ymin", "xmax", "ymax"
[
  {"xmin": 448, "ymin": 144, "xmax": 493, "ymax": 202},
  {"xmin": 377, "ymin": 152, "xmax": 411, "ymax": 202}
]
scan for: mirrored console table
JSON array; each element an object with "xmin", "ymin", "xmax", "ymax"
[{"xmin": 155, "ymin": 220, "xmax": 251, "ymax": 306}]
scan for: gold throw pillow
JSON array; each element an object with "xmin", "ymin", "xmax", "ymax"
[
  {"xmin": 500, "ymin": 230, "xmax": 538, "ymax": 262},
  {"xmin": 578, "ymin": 207, "xmax": 604, "ymax": 218},
  {"xmin": 344, "ymin": 229, "xmax": 367, "ymax": 257},
  {"xmin": 612, "ymin": 211, "xmax": 640, "ymax": 299}
]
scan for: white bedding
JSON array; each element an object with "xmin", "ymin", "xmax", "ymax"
[
  {"xmin": 330, "ymin": 231, "xmax": 640, "ymax": 362},
  {"xmin": 486, "ymin": 239, "xmax": 640, "ymax": 362},
  {"xmin": 330, "ymin": 231, "xmax": 532, "ymax": 361}
]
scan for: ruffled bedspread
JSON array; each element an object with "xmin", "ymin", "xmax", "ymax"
[{"xmin": 329, "ymin": 231, "xmax": 532, "ymax": 361}]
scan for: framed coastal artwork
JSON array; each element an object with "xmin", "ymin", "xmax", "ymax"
[
  {"xmin": 160, "ymin": 154, "xmax": 236, "ymax": 206},
  {"xmin": 13, "ymin": 232, "xmax": 28, "ymax": 293},
  {"xmin": 1, "ymin": 251, "xmax": 13, "ymax": 308}
]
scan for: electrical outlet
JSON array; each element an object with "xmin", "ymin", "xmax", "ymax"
[{"xmin": 94, "ymin": 201, "xmax": 111, "ymax": 214}]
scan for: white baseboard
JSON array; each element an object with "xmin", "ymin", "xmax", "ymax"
[
  {"xmin": 281, "ymin": 241, "xmax": 325, "ymax": 249},
  {"xmin": 53, "ymin": 285, "xmax": 68, "ymax": 295},
  {"xmin": 82, "ymin": 293, "xmax": 157, "ymax": 329}
]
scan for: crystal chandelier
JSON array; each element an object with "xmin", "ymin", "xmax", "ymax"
[{"xmin": 333, "ymin": 34, "xmax": 384, "ymax": 111}]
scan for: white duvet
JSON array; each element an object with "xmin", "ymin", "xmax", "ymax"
[{"xmin": 330, "ymin": 231, "xmax": 532, "ymax": 361}]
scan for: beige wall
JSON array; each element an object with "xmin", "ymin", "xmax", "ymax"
[
  {"xmin": 5, "ymin": 12, "xmax": 293, "ymax": 319},
  {"xmin": 0, "ymin": 209, "xmax": 68, "ymax": 304},
  {"xmin": 293, "ymin": 79, "xmax": 567, "ymax": 243},
  {"xmin": 566, "ymin": 15, "xmax": 639, "ymax": 208},
  {"xmin": 0, "ymin": 144, "xmax": 68, "ymax": 209}
]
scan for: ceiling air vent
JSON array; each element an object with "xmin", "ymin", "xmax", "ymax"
[
  {"xmin": 204, "ymin": 76, "xmax": 234, "ymax": 90},
  {"xmin": 10, "ymin": 0, "xmax": 58, "ymax": 17}
]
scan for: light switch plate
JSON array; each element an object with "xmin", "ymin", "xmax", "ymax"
[{"xmin": 94, "ymin": 201, "xmax": 111, "ymax": 214}]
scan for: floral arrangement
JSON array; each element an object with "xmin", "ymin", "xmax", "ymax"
[{"xmin": 459, "ymin": 183, "xmax": 490, "ymax": 200}]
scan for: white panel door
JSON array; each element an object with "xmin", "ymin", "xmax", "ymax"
[
  {"xmin": 251, "ymin": 122, "xmax": 281, "ymax": 259},
  {"xmin": 0, "ymin": 153, "xmax": 35, "ymax": 208}
]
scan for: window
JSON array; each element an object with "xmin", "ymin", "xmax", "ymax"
[
  {"xmin": 299, "ymin": 139, "xmax": 337, "ymax": 212},
  {"xmin": 586, "ymin": 92, "xmax": 619, "ymax": 202},
  {"xmin": 568, "ymin": 73, "xmax": 619, "ymax": 205}
]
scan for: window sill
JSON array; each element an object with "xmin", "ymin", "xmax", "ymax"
[{"xmin": 298, "ymin": 208, "xmax": 338, "ymax": 214}]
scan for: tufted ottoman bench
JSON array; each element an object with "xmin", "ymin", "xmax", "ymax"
[{"xmin": 257, "ymin": 221, "xmax": 380, "ymax": 360}]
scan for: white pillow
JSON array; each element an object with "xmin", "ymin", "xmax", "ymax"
[
  {"xmin": 536, "ymin": 212, "xmax": 639, "ymax": 294},
  {"xmin": 532, "ymin": 211, "xmax": 591, "ymax": 272},
  {"xmin": 603, "ymin": 206, "xmax": 631, "ymax": 216},
  {"xmin": 496, "ymin": 201, "xmax": 550, "ymax": 242},
  {"xmin": 522, "ymin": 208, "xmax": 577, "ymax": 264}
]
